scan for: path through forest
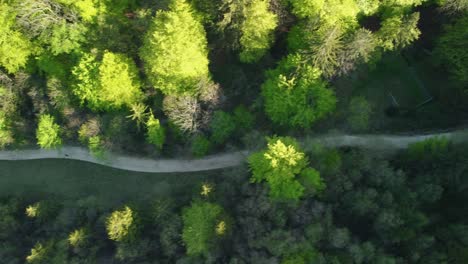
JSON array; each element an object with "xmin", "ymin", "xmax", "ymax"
[{"xmin": 0, "ymin": 130, "xmax": 467, "ymax": 172}]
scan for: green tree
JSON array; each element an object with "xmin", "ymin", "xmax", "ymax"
[
  {"xmin": 377, "ymin": 12, "xmax": 421, "ymax": 51},
  {"xmin": 106, "ymin": 206, "xmax": 140, "ymax": 243},
  {"xmin": 434, "ymin": 16, "xmax": 468, "ymax": 91},
  {"xmin": 0, "ymin": 3, "xmax": 35, "ymax": 73},
  {"xmin": 98, "ymin": 52, "xmax": 142, "ymax": 110},
  {"xmin": 36, "ymin": 114, "xmax": 62, "ymax": 149},
  {"xmin": 261, "ymin": 54, "xmax": 336, "ymax": 128},
  {"xmin": 239, "ymin": 0, "xmax": 277, "ymax": 63},
  {"xmin": 210, "ymin": 111, "xmax": 236, "ymax": 144},
  {"xmin": 182, "ymin": 201, "xmax": 227, "ymax": 256},
  {"xmin": 72, "ymin": 51, "xmax": 143, "ymax": 111},
  {"xmin": 248, "ymin": 136, "xmax": 323, "ymax": 200},
  {"xmin": 140, "ymin": 0, "xmax": 210, "ymax": 95},
  {"xmin": 146, "ymin": 115, "xmax": 165, "ymax": 150}
]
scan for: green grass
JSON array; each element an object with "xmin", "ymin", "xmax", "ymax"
[{"xmin": 0, "ymin": 159, "xmax": 232, "ymax": 207}]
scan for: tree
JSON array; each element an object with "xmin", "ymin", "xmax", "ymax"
[
  {"xmin": 239, "ymin": 0, "xmax": 278, "ymax": 63},
  {"xmin": 377, "ymin": 12, "xmax": 421, "ymax": 51},
  {"xmin": 0, "ymin": 3, "xmax": 35, "ymax": 73},
  {"xmin": 163, "ymin": 95, "xmax": 204, "ymax": 133},
  {"xmin": 248, "ymin": 136, "xmax": 323, "ymax": 200},
  {"xmin": 290, "ymin": 0, "xmax": 325, "ymax": 19},
  {"xmin": 97, "ymin": 52, "xmax": 142, "ymax": 110},
  {"xmin": 72, "ymin": 51, "xmax": 143, "ymax": 111},
  {"xmin": 434, "ymin": 15, "xmax": 468, "ymax": 91},
  {"xmin": 106, "ymin": 206, "xmax": 140, "ymax": 243},
  {"xmin": 337, "ymin": 28, "xmax": 377, "ymax": 76},
  {"xmin": 140, "ymin": 0, "xmax": 210, "ymax": 95},
  {"xmin": 127, "ymin": 103, "xmax": 148, "ymax": 130},
  {"xmin": 440, "ymin": 0, "xmax": 468, "ymax": 14},
  {"xmin": 146, "ymin": 115, "xmax": 165, "ymax": 150},
  {"xmin": 182, "ymin": 201, "xmax": 227, "ymax": 256},
  {"xmin": 309, "ymin": 24, "xmax": 344, "ymax": 78},
  {"xmin": 36, "ymin": 114, "xmax": 62, "ymax": 149},
  {"xmin": 210, "ymin": 111, "xmax": 236, "ymax": 144},
  {"xmin": 261, "ymin": 54, "xmax": 336, "ymax": 128}
]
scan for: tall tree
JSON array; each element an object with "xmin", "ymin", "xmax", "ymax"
[
  {"xmin": 239, "ymin": 0, "xmax": 278, "ymax": 63},
  {"xmin": 248, "ymin": 136, "xmax": 324, "ymax": 200},
  {"xmin": 261, "ymin": 54, "xmax": 336, "ymax": 128},
  {"xmin": 0, "ymin": 3, "xmax": 35, "ymax": 73},
  {"xmin": 72, "ymin": 51, "xmax": 143, "ymax": 111},
  {"xmin": 140, "ymin": 0, "xmax": 210, "ymax": 95}
]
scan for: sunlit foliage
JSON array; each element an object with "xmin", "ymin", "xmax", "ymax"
[{"xmin": 36, "ymin": 114, "xmax": 62, "ymax": 149}]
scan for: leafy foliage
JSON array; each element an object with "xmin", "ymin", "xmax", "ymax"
[
  {"xmin": 72, "ymin": 51, "xmax": 142, "ymax": 111},
  {"xmin": 0, "ymin": 3, "xmax": 35, "ymax": 73},
  {"xmin": 106, "ymin": 206, "xmax": 139, "ymax": 243},
  {"xmin": 248, "ymin": 136, "xmax": 323, "ymax": 200},
  {"xmin": 347, "ymin": 96, "xmax": 372, "ymax": 132},
  {"xmin": 239, "ymin": 0, "xmax": 277, "ymax": 63},
  {"xmin": 434, "ymin": 15, "xmax": 468, "ymax": 91},
  {"xmin": 261, "ymin": 54, "xmax": 336, "ymax": 128},
  {"xmin": 210, "ymin": 111, "xmax": 236, "ymax": 144},
  {"xmin": 377, "ymin": 12, "xmax": 421, "ymax": 51},
  {"xmin": 191, "ymin": 134, "xmax": 211, "ymax": 157},
  {"xmin": 182, "ymin": 201, "xmax": 226, "ymax": 256},
  {"xmin": 146, "ymin": 115, "xmax": 166, "ymax": 150},
  {"xmin": 36, "ymin": 114, "xmax": 62, "ymax": 149},
  {"xmin": 140, "ymin": 0, "xmax": 210, "ymax": 95}
]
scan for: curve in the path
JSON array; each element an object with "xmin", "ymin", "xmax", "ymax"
[{"xmin": 1, "ymin": 129, "xmax": 467, "ymax": 173}]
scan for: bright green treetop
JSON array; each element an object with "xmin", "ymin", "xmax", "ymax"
[
  {"xmin": 239, "ymin": 0, "xmax": 277, "ymax": 63},
  {"xmin": 182, "ymin": 201, "xmax": 226, "ymax": 256},
  {"xmin": 261, "ymin": 54, "xmax": 336, "ymax": 128},
  {"xmin": 72, "ymin": 51, "xmax": 143, "ymax": 111},
  {"xmin": 0, "ymin": 3, "xmax": 35, "ymax": 73},
  {"xmin": 248, "ymin": 137, "xmax": 325, "ymax": 200},
  {"xmin": 377, "ymin": 12, "xmax": 421, "ymax": 51},
  {"xmin": 98, "ymin": 52, "xmax": 142, "ymax": 109},
  {"xmin": 141, "ymin": 0, "xmax": 210, "ymax": 95},
  {"xmin": 106, "ymin": 206, "xmax": 139, "ymax": 242},
  {"xmin": 248, "ymin": 137, "xmax": 307, "ymax": 200},
  {"xmin": 290, "ymin": 0, "xmax": 359, "ymax": 25},
  {"xmin": 36, "ymin": 114, "xmax": 62, "ymax": 149},
  {"xmin": 146, "ymin": 115, "xmax": 166, "ymax": 150}
]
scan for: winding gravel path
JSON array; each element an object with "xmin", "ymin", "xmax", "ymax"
[{"xmin": 0, "ymin": 130, "xmax": 467, "ymax": 173}]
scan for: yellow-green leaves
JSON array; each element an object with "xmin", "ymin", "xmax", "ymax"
[
  {"xmin": 98, "ymin": 52, "xmax": 142, "ymax": 109},
  {"xmin": 72, "ymin": 51, "xmax": 142, "ymax": 111},
  {"xmin": 377, "ymin": 13, "xmax": 421, "ymax": 51},
  {"xmin": 146, "ymin": 115, "xmax": 166, "ymax": 150},
  {"xmin": 106, "ymin": 206, "xmax": 139, "ymax": 242},
  {"xmin": 248, "ymin": 137, "xmax": 324, "ymax": 200},
  {"xmin": 36, "ymin": 114, "xmax": 62, "ymax": 149},
  {"xmin": 239, "ymin": 0, "xmax": 277, "ymax": 63},
  {"xmin": 261, "ymin": 54, "xmax": 336, "ymax": 128},
  {"xmin": 0, "ymin": 3, "xmax": 34, "ymax": 73},
  {"xmin": 141, "ymin": 0, "xmax": 209, "ymax": 95}
]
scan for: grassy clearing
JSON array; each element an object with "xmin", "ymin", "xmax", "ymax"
[{"xmin": 0, "ymin": 159, "xmax": 242, "ymax": 207}]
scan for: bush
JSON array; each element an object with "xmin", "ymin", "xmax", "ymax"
[
  {"xmin": 347, "ymin": 97, "xmax": 372, "ymax": 132},
  {"xmin": 36, "ymin": 114, "xmax": 62, "ymax": 149},
  {"xmin": 210, "ymin": 111, "xmax": 236, "ymax": 144},
  {"xmin": 146, "ymin": 115, "xmax": 166, "ymax": 150},
  {"xmin": 191, "ymin": 134, "xmax": 211, "ymax": 157},
  {"xmin": 233, "ymin": 105, "xmax": 254, "ymax": 134}
]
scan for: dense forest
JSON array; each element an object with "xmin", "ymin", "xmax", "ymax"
[{"xmin": 0, "ymin": 0, "xmax": 467, "ymax": 263}]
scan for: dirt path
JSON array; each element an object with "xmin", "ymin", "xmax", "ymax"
[{"xmin": 0, "ymin": 130, "xmax": 466, "ymax": 173}]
